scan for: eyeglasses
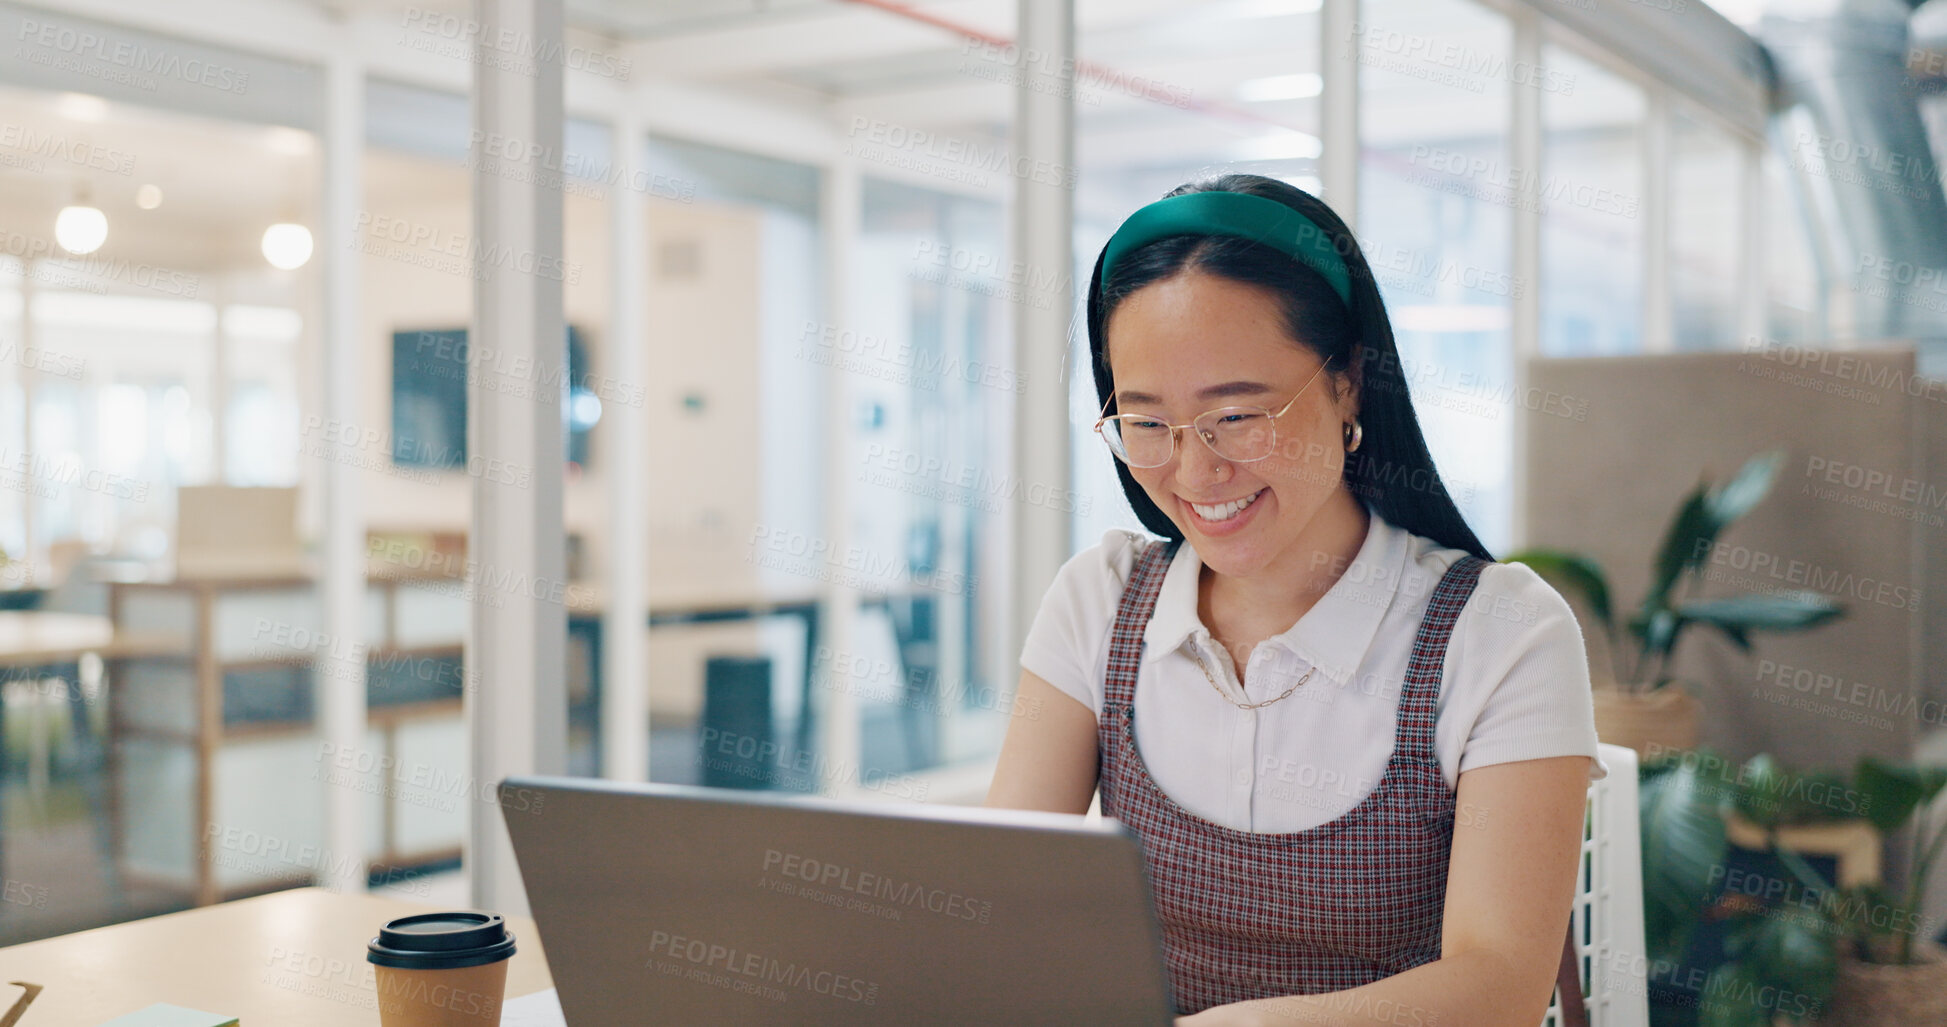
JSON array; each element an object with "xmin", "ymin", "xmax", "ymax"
[{"xmin": 1094, "ymin": 361, "xmax": 1327, "ymax": 469}]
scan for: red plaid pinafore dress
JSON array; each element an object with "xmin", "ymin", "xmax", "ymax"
[{"xmin": 1098, "ymin": 536, "xmax": 1585, "ymax": 1019}]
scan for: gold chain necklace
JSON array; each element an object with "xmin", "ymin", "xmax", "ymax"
[{"xmin": 1187, "ymin": 642, "xmax": 1314, "ymax": 711}]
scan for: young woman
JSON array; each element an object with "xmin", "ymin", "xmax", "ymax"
[{"xmin": 987, "ymin": 174, "xmax": 1608, "ymax": 1027}]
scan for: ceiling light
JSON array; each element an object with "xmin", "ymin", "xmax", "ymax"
[
  {"xmin": 1238, "ymin": 73, "xmax": 1323, "ymax": 102},
  {"xmin": 261, "ymin": 222, "xmax": 313, "ymax": 270},
  {"xmin": 55, "ymin": 205, "xmax": 108, "ymax": 255},
  {"xmin": 136, "ymin": 184, "xmax": 163, "ymax": 210},
  {"xmin": 56, "ymin": 92, "xmax": 109, "ymax": 122},
  {"xmin": 265, "ymin": 127, "xmax": 315, "ymax": 156}
]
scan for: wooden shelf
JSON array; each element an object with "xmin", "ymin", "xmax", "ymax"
[{"xmin": 108, "ymin": 576, "xmax": 474, "ymax": 907}]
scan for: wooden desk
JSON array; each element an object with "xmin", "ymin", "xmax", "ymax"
[
  {"xmin": 0, "ymin": 888, "xmax": 551, "ymax": 1025},
  {"xmin": 568, "ymin": 583, "xmax": 907, "ymax": 763},
  {"xmin": 0, "ymin": 612, "xmax": 177, "ymax": 667}
]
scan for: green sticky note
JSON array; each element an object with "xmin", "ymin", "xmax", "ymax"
[{"xmin": 96, "ymin": 1004, "xmax": 239, "ymax": 1027}]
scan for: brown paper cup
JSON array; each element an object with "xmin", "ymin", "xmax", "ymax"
[
  {"xmin": 374, "ymin": 959, "xmax": 509, "ymax": 1027},
  {"xmin": 368, "ymin": 911, "xmax": 516, "ymax": 1027}
]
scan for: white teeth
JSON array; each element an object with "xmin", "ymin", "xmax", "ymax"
[{"xmin": 1191, "ymin": 489, "xmax": 1264, "ymax": 522}]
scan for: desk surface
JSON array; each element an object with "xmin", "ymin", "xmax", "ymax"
[
  {"xmin": 0, "ymin": 612, "xmax": 181, "ymax": 666},
  {"xmin": 0, "ymin": 888, "xmax": 552, "ymax": 1025}
]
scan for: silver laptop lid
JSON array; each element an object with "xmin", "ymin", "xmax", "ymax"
[{"xmin": 499, "ymin": 776, "xmax": 1175, "ymax": 1026}]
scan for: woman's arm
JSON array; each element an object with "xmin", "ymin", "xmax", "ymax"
[
  {"xmin": 984, "ymin": 669, "xmax": 1100, "ymax": 815},
  {"xmin": 1179, "ymin": 754, "xmax": 1592, "ymax": 1027}
]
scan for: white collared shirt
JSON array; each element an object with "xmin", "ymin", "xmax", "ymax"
[{"xmin": 1019, "ymin": 509, "xmax": 1609, "ymax": 833}]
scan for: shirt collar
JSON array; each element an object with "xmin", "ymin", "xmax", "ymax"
[{"xmin": 1141, "ymin": 507, "xmax": 1412, "ymax": 686}]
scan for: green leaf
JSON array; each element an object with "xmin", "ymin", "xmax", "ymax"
[
  {"xmin": 1642, "ymin": 451, "xmax": 1789, "ymax": 624},
  {"xmin": 1707, "ymin": 450, "xmax": 1787, "ymax": 526},
  {"xmin": 1854, "ymin": 758, "xmax": 1947, "ymax": 835},
  {"xmin": 1703, "ymin": 904, "xmax": 1840, "ymax": 1027},
  {"xmin": 1640, "ymin": 755, "xmax": 1731, "ymax": 960},
  {"xmin": 1734, "ymin": 755, "xmax": 1864, "ymax": 827},
  {"xmin": 1697, "ymin": 963, "xmax": 1777, "ymax": 1027},
  {"xmin": 1501, "ymin": 549, "xmax": 1615, "ymax": 630},
  {"xmin": 1638, "ymin": 608, "xmax": 1681, "ymax": 661},
  {"xmin": 1740, "ymin": 902, "xmax": 1839, "ymax": 1005},
  {"xmin": 1644, "ymin": 483, "xmax": 1716, "ymax": 613},
  {"xmin": 1673, "ymin": 593, "xmax": 1846, "ymax": 634},
  {"xmin": 1782, "ymin": 769, "xmax": 1868, "ymax": 825},
  {"xmin": 1730, "ymin": 754, "xmax": 1786, "ymax": 829},
  {"xmin": 1828, "ymin": 882, "xmax": 1900, "ymax": 955}
]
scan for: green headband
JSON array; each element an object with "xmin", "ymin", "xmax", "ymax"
[{"xmin": 1100, "ymin": 191, "xmax": 1354, "ymax": 307}]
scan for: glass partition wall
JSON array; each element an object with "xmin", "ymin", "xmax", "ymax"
[
  {"xmin": 0, "ymin": 0, "xmax": 1791, "ymax": 944},
  {"xmin": 635, "ymin": 9, "xmax": 1020, "ymax": 793},
  {"xmin": 358, "ymin": 77, "xmax": 616, "ymax": 838},
  {"xmin": 1, "ymin": 84, "xmax": 315, "ymax": 566},
  {"xmin": 1072, "ymin": 0, "xmax": 1328, "ymax": 548},
  {"xmin": 1670, "ymin": 104, "xmax": 1744, "ymax": 350},
  {"xmin": 0, "ymin": 47, "xmax": 322, "ymax": 938},
  {"xmin": 1357, "ymin": 0, "xmax": 1516, "ymax": 552},
  {"xmin": 846, "ymin": 180, "xmax": 1006, "ymax": 774},
  {"xmin": 634, "ymin": 136, "xmax": 832, "ymax": 788},
  {"xmin": 1538, "ymin": 34, "xmax": 1647, "ymax": 358}
]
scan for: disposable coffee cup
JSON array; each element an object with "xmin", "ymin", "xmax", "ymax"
[{"xmin": 367, "ymin": 911, "xmax": 516, "ymax": 1027}]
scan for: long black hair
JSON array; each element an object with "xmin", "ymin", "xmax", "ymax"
[{"xmin": 1085, "ymin": 173, "xmax": 1493, "ymax": 562}]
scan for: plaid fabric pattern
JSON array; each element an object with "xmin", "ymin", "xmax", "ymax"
[{"xmin": 1098, "ymin": 536, "xmax": 1491, "ymax": 1015}]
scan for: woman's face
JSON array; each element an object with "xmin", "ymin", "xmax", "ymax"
[{"xmin": 1104, "ymin": 270, "xmax": 1357, "ymax": 578}]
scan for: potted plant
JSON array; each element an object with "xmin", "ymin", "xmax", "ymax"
[
  {"xmin": 1503, "ymin": 450, "xmax": 1844, "ymax": 756},
  {"xmin": 1640, "ymin": 750, "xmax": 1947, "ymax": 1026},
  {"xmin": 1638, "ymin": 749, "xmax": 1846, "ymax": 1027},
  {"xmin": 1818, "ymin": 760, "xmax": 1947, "ymax": 1026}
]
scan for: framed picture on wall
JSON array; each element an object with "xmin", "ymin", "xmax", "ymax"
[{"xmin": 389, "ymin": 325, "xmax": 596, "ymax": 471}]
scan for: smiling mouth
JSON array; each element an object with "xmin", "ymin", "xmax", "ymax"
[{"xmin": 1186, "ymin": 488, "xmax": 1265, "ymax": 522}]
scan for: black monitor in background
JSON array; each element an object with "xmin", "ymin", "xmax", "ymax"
[{"xmin": 390, "ymin": 326, "xmax": 596, "ymax": 471}]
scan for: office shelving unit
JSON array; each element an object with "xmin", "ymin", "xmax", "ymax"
[{"xmin": 106, "ymin": 570, "xmax": 469, "ymax": 907}]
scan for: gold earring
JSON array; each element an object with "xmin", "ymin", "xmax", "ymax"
[{"xmin": 1343, "ymin": 418, "xmax": 1362, "ymax": 452}]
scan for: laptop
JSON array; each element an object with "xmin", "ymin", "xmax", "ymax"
[{"xmin": 498, "ymin": 776, "xmax": 1176, "ymax": 1025}]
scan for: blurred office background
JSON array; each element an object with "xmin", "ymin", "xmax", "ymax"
[{"xmin": 1, "ymin": 0, "xmax": 1944, "ymax": 1016}]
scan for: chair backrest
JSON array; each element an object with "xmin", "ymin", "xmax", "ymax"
[
  {"xmin": 1544, "ymin": 743, "xmax": 1649, "ymax": 1027},
  {"xmin": 175, "ymin": 485, "xmax": 304, "ymax": 578}
]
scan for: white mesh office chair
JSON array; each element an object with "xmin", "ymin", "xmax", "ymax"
[{"xmin": 1544, "ymin": 743, "xmax": 1650, "ymax": 1027}]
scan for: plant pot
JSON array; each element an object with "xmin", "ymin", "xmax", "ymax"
[
  {"xmin": 1591, "ymin": 684, "xmax": 1699, "ymax": 759},
  {"xmin": 1824, "ymin": 941, "xmax": 1947, "ymax": 1027}
]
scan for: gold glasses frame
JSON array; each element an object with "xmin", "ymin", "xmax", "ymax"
[{"xmin": 1093, "ymin": 361, "xmax": 1329, "ymax": 469}]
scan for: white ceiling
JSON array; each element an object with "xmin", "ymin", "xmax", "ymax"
[
  {"xmin": 315, "ymin": 0, "xmax": 1522, "ymax": 162},
  {"xmin": 0, "ymin": 0, "xmax": 1626, "ymax": 278}
]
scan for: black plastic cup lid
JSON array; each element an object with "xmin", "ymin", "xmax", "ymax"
[{"xmin": 367, "ymin": 911, "xmax": 516, "ymax": 970}]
